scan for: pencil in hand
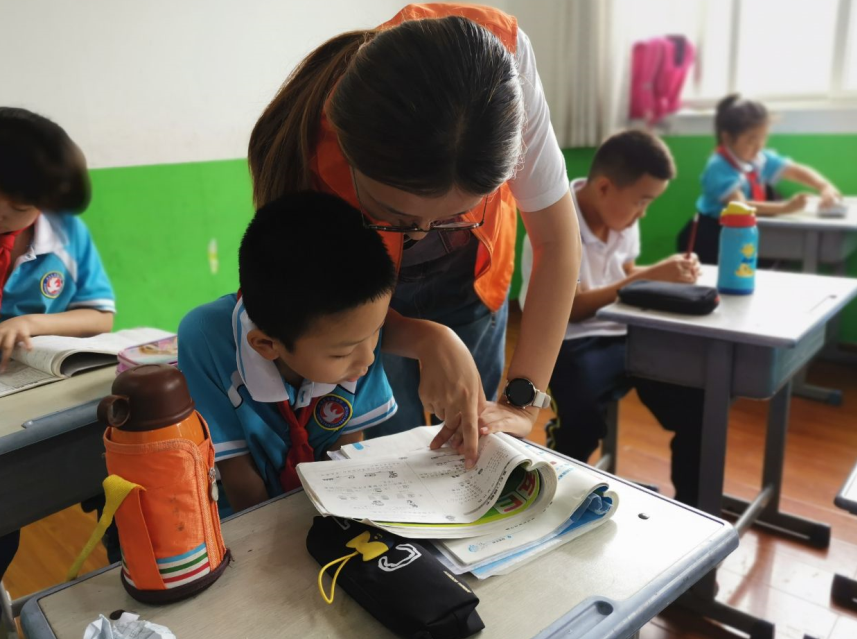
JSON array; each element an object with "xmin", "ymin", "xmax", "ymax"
[{"xmin": 685, "ymin": 213, "xmax": 700, "ymax": 258}]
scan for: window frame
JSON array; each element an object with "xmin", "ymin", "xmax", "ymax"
[{"xmin": 681, "ymin": 0, "xmax": 857, "ymax": 109}]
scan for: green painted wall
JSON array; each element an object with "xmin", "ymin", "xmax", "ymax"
[
  {"xmin": 85, "ymin": 159, "xmax": 253, "ymax": 332},
  {"xmin": 510, "ymin": 134, "xmax": 857, "ymax": 344},
  {"xmin": 83, "ymin": 134, "xmax": 857, "ymax": 342}
]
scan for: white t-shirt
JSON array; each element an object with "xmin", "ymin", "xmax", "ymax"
[
  {"xmin": 519, "ymin": 179, "xmax": 640, "ymax": 340},
  {"xmin": 508, "ymin": 29, "xmax": 570, "ymax": 213}
]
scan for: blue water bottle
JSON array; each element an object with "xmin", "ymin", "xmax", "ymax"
[{"xmin": 718, "ymin": 201, "xmax": 758, "ymax": 295}]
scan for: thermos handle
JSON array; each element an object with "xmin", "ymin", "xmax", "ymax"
[{"xmin": 99, "ymin": 395, "xmax": 132, "ymax": 427}]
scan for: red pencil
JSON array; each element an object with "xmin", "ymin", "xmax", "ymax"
[{"xmin": 685, "ymin": 213, "xmax": 700, "ymax": 258}]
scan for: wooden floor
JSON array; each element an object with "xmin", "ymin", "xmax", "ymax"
[{"xmin": 5, "ymin": 304, "xmax": 857, "ymax": 639}]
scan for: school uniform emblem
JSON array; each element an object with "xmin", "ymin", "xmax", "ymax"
[
  {"xmin": 315, "ymin": 395, "xmax": 353, "ymax": 431},
  {"xmin": 40, "ymin": 271, "xmax": 64, "ymax": 298}
]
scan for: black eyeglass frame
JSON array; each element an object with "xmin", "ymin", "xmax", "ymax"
[{"xmin": 351, "ymin": 169, "xmax": 488, "ymax": 233}]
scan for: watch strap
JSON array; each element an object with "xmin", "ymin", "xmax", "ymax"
[{"xmin": 531, "ymin": 389, "xmax": 551, "ymax": 409}]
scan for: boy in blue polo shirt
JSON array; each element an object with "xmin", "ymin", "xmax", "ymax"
[
  {"xmin": 179, "ymin": 192, "xmax": 400, "ymax": 515},
  {"xmin": 0, "ymin": 107, "xmax": 114, "ymax": 614}
]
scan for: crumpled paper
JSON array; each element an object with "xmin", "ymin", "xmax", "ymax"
[{"xmin": 83, "ymin": 612, "xmax": 176, "ymax": 639}]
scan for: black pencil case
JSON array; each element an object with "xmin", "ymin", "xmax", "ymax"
[
  {"xmin": 307, "ymin": 516, "xmax": 485, "ymax": 639},
  {"xmin": 617, "ymin": 280, "xmax": 720, "ymax": 315}
]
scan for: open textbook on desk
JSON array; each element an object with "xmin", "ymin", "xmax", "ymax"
[
  {"xmin": 298, "ymin": 426, "xmax": 618, "ymax": 577},
  {"xmin": 0, "ymin": 328, "xmax": 173, "ymax": 398}
]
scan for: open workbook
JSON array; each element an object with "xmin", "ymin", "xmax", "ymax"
[
  {"xmin": 299, "ymin": 427, "xmax": 618, "ymax": 576},
  {"xmin": 0, "ymin": 328, "xmax": 174, "ymax": 398}
]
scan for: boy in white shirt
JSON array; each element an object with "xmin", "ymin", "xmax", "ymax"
[{"xmin": 520, "ymin": 130, "xmax": 704, "ymax": 505}]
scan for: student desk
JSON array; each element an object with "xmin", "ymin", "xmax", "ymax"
[
  {"xmin": 0, "ymin": 367, "xmax": 115, "ymax": 537},
  {"xmin": 597, "ymin": 266, "xmax": 857, "ymax": 638},
  {"xmin": 756, "ymin": 197, "xmax": 857, "ymax": 273},
  {"xmin": 21, "ymin": 461, "xmax": 737, "ymax": 639},
  {"xmin": 0, "ymin": 367, "xmax": 114, "ymax": 630},
  {"xmin": 756, "ymin": 197, "xmax": 857, "ymax": 403}
]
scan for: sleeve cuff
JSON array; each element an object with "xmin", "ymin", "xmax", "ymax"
[
  {"xmin": 515, "ymin": 179, "xmax": 571, "ymax": 213},
  {"xmin": 214, "ymin": 440, "xmax": 250, "ymax": 461},
  {"xmin": 717, "ymin": 179, "xmax": 743, "ymax": 202},
  {"xmin": 768, "ymin": 159, "xmax": 791, "ymax": 185},
  {"xmin": 68, "ymin": 299, "xmax": 116, "ymax": 313}
]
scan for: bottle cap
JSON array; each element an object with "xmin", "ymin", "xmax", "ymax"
[
  {"xmin": 721, "ymin": 201, "xmax": 757, "ymax": 227},
  {"xmin": 98, "ymin": 364, "xmax": 195, "ymax": 432}
]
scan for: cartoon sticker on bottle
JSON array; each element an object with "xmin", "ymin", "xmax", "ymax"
[{"xmin": 735, "ymin": 243, "xmax": 756, "ymax": 278}]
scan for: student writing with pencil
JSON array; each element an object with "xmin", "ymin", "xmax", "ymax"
[{"xmin": 519, "ymin": 131, "xmax": 705, "ymax": 505}]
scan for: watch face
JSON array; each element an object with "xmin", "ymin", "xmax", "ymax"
[{"xmin": 505, "ymin": 378, "xmax": 536, "ymax": 407}]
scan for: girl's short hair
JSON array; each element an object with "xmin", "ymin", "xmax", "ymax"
[{"xmin": 715, "ymin": 94, "xmax": 769, "ymax": 143}]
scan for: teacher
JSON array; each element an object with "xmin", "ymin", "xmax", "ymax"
[{"xmin": 248, "ymin": 4, "xmax": 580, "ymax": 467}]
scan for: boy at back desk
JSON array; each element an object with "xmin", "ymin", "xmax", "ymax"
[{"xmin": 520, "ymin": 130, "xmax": 705, "ymax": 505}]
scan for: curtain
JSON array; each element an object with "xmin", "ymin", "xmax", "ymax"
[{"xmin": 505, "ymin": 0, "xmax": 709, "ymax": 148}]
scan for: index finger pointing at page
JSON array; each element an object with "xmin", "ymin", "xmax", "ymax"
[
  {"xmin": 460, "ymin": 400, "xmax": 479, "ymax": 469},
  {"xmin": 430, "ymin": 420, "xmax": 457, "ymax": 450}
]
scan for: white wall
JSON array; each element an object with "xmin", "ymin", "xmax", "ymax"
[{"xmin": 0, "ymin": 0, "xmax": 403, "ymax": 168}]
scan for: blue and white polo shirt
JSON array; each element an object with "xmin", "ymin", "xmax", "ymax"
[
  {"xmin": 178, "ymin": 294, "xmax": 397, "ymax": 502},
  {"xmin": 696, "ymin": 148, "xmax": 792, "ymax": 217},
  {"xmin": 1, "ymin": 213, "xmax": 115, "ymax": 321}
]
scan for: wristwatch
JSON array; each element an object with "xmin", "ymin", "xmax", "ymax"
[{"xmin": 503, "ymin": 378, "xmax": 551, "ymax": 409}]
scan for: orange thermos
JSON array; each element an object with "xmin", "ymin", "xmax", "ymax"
[{"xmin": 69, "ymin": 364, "xmax": 230, "ymax": 603}]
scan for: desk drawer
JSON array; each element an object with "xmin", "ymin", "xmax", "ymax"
[{"xmin": 625, "ymin": 324, "xmax": 826, "ymax": 399}]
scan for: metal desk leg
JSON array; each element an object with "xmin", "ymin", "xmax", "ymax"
[
  {"xmin": 793, "ymin": 230, "xmax": 843, "ymax": 405},
  {"xmin": 820, "ymin": 260, "xmax": 857, "ymax": 367},
  {"xmin": 676, "ymin": 340, "xmax": 775, "ymax": 639},
  {"xmin": 595, "ymin": 402, "xmax": 618, "ymax": 475},
  {"xmin": 1, "ymin": 580, "xmax": 17, "ymax": 639},
  {"xmin": 722, "ymin": 381, "xmax": 831, "ymax": 548},
  {"xmin": 832, "ymin": 573, "xmax": 857, "ymax": 610}
]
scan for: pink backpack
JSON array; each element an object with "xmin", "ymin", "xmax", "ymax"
[{"xmin": 630, "ymin": 36, "xmax": 695, "ymax": 124}]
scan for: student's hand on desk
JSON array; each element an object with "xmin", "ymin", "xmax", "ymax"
[
  {"xmin": 0, "ymin": 315, "xmax": 36, "ymax": 372},
  {"xmin": 471, "ymin": 401, "xmax": 536, "ymax": 439},
  {"xmin": 780, "ymin": 192, "xmax": 810, "ymax": 214},
  {"xmin": 819, "ymin": 184, "xmax": 842, "ymax": 209},
  {"xmin": 645, "ymin": 254, "xmax": 701, "ymax": 284},
  {"xmin": 424, "ymin": 326, "xmax": 486, "ymax": 470}
]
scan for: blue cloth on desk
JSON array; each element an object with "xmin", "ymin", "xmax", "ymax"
[{"xmin": 470, "ymin": 492, "xmax": 615, "ymax": 578}]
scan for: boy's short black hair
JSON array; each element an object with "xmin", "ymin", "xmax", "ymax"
[
  {"xmin": 239, "ymin": 192, "xmax": 397, "ymax": 350},
  {"xmin": 588, "ymin": 129, "xmax": 676, "ymax": 188},
  {"xmin": 0, "ymin": 107, "xmax": 91, "ymax": 213},
  {"xmin": 715, "ymin": 93, "xmax": 769, "ymax": 144}
]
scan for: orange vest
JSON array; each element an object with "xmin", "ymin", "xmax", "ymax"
[{"xmin": 309, "ymin": 3, "xmax": 519, "ymax": 312}]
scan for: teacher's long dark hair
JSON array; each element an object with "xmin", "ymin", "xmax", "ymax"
[{"xmin": 248, "ymin": 16, "xmax": 524, "ymax": 206}]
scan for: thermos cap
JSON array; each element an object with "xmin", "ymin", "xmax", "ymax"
[
  {"xmin": 721, "ymin": 201, "xmax": 757, "ymax": 228},
  {"xmin": 98, "ymin": 364, "xmax": 195, "ymax": 432}
]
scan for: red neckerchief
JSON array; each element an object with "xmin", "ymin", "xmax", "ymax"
[
  {"xmin": 235, "ymin": 288, "xmax": 319, "ymax": 492},
  {"xmin": 277, "ymin": 396, "xmax": 321, "ymax": 492},
  {"xmin": 0, "ymin": 226, "xmax": 29, "ymax": 309},
  {"xmin": 717, "ymin": 145, "xmax": 766, "ymax": 201}
]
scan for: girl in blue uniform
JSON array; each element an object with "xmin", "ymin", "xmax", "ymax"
[
  {"xmin": 678, "ymin": 94, "xmax": 842, "ymax": 264},
  {"xmin": 0, "ymin": 107, "xmax": 115, "ymax": 605}
]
